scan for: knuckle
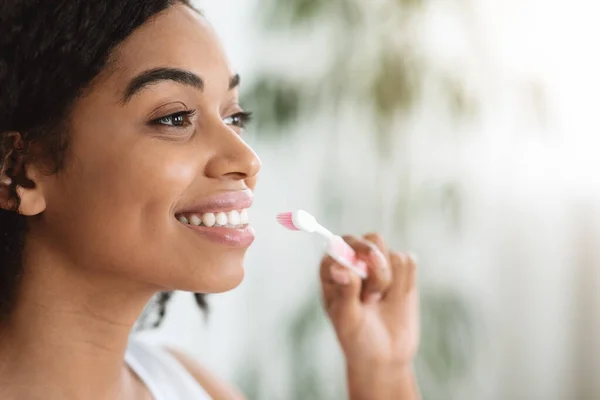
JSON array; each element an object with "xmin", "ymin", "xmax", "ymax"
[
  {"xmin": 362, "ymin": 237, "xmax": 379, "ymax": 252},
  {"xmin": 363, "ymin": 233, "xmax": 388, "ymax": 256},
  {"xmin": 344, "ymin": 235, "xmax": 371, "ymax": 253},
  {"xmin": 320, "ymin": 255, "xmax": 334, "ymax": 268},
  {"xmin": 390, "ymin": 251, "xmax": 404, "ymax": 263},
  {"xmin": 343, "ymin": 236, "xmax": 361, "ymax": 249},
  {"xmin": 364, "ymin": 232, "xmax": 383, "ymax": 243},
  {"xmin": 342, "ymin": 234, "xmax": 357, "ymax": 243}
]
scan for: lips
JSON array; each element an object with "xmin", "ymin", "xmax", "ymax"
[
  {"xmin": 181, "ymin": 224, "xmax": 256, "ymax": 247},
  {"xmin": 175, "ymin": 189, "xmax": 255, "ymax": 248},
  {"xmin": 175, "ymin": 188, "xmax": 253, "ymax": 215}
]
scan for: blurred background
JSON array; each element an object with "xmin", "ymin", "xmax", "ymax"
[{"xmin": 137, "ymin": 0, "xmax": 600, "ymax": 399}]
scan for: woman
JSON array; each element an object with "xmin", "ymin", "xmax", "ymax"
[{"xmin": 0, "ymin": 1, "xmax": 420, "ymax": 399}]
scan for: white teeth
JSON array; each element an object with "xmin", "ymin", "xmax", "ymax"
[
  {"xmin": 216, "ymin": 212, "xmax": 228, "ymax": 226},
  {"xmin": 228, "ymin": 210, "xmax": 240, "ymax": 226},
  {"xmin": 190, "ymin": 215, "xmax": 202, "ymax": 226},
  {"xmin": 178, "ymin": 209, "xmax": 249, "ymax": 227},
  {"xmin": 240, "ymin": 209, "xmax": 248, "ymax": 224},
  {"xmin": 202, "ymin": 212, "xmax": 216, "ymax": 227}
]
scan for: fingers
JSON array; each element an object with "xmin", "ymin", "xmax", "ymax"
[
  {"xmin": 343, "ymin": 234, "xmax": 392, "ymax": 303},
  {"xmin": 385, "ymin": 251, "xmax": 417, "ymax": 303},
  {"xmin": 363, "ymin": 232, "xmax": 388, "ymax": 260},
  {"xmin": 320, "ymin": 232, "xmax": 417, "ymax": 314},
  {"xmin": 362, "ymin": 233, "xmax": 392, "ymax": 301}
]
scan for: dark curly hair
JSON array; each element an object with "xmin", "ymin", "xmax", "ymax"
[{"xmin": 0, "ymin": 0, "xmax": 206, "ymax": 324}]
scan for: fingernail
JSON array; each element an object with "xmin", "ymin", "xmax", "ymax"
[
  {"xmin": 354, "ymin": 260, "xmax": 368, "ymax": 278},
  {"xmin": 408, "ymin": 252, "xmax": 419, "ymax": 264},
  {"xmin": 330, "ymin": 264, "xmax": 350, "ymax": 285},
  {"xmin": 369, "ymin": 248, "xmax": 388, "ymax": 269},
  {"xmin": 365, "ymin": 292, "xmax": 382, "ymax": 304}
]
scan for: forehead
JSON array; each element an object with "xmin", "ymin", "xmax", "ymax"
[{"xmin": 105, "ymin": 4, "xmax": 233, "ymax": 92}]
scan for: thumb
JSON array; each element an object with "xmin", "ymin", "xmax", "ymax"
[{"xmin": 320, "ymin": 257, "xmax": 363, "ymax": 330}]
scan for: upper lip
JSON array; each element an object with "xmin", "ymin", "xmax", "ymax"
[{"xmin": 175, "ymin": 189, "xmax": 253, "ymax": 215}]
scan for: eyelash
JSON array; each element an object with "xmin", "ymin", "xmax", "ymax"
[
  {"xmin": 224, "ymin": 111, "xmax": 253, "ymax": 129},
  {"xmin": 151, "ymin": 110, "xmax": 196, "ymax": 128},
  {"xmin": 150, "ymin": 110, "xmax": 253, "ymax": 130}
]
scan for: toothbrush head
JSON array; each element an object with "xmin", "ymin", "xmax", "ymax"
[
  {"xmin": 276, "ymin": 210, "xmax": 317, "ymax": 232},
  {"xmin": 276, "ymin": 212, "xmax": 299, "ymax": 231}
]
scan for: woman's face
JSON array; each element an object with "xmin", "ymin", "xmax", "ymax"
[{"xmin": 32, "ymin": 4, "xmax": 261, "ymax": 293}]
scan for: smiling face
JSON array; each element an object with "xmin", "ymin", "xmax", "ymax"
[{"xmin": 27, "ymin": 4, "xmax": 261, "ymax": 293}]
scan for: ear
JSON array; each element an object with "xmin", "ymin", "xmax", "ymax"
[
  {"xmin": 0, "ymin": 133, "xmax": 47, "ymax": 216},
  {"xmin": 15, "ymin": 164, "xmax": 47, "ymax": 216}
]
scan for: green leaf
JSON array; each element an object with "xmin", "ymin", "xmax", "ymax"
[
  {"xmin": 417, "ymin": 288, "xmax": 476, "ymax": 386},
  {"xmin": 259, "ymin": 0, "xmax": 331, "ymax": 29},
  {"xmin": 241, "ymin": 77, "xmax": 304, "ymax": 137},
  {"xmin": 396, "ymin": 0, "xmax": 426, "ymax": 10},
  {"xmin": 370, "ymin": 50, "xmax": 419, "ymax": 118},
  {"xmin": 368, "ymin": 51, "xmax": 422, "ymax": 156},
  {"xmin": 338, "ymin": 1, "xmax": 362, "ymax": 28}
]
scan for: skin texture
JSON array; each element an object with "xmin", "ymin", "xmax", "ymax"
[{"xmin": 0, "ymin": 4, "xmax": 420, "ymax": 400}]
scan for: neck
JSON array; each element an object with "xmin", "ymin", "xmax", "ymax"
[{"xmin": 0, "ymin": 238, "xmax": 158, "ymax": 400}]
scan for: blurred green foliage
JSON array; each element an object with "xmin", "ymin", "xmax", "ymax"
[
  {"xmin": 237, "ymin": 1, "xmax": 478, "ymax": 399},
  {"xmin": 242, "ymin": 0, "xmax": 475, "ymax": 152}
]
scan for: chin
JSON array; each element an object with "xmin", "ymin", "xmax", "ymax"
[
  {"xmin": 169, "ymin": 259, "xmax": 246, "ymax": 294},
  {"xmin": 206, "ymin": 267, "xmax": 245, "ymax": 293}
]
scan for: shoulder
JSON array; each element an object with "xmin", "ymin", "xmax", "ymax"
[{"xmin": 165, "ymin": 347, "xmax": 246, "ymax": 400}]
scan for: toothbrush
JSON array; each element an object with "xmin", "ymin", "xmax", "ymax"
[{"xmin": 276, "ymin": 210, "xmax": 368, "ymax": 279}]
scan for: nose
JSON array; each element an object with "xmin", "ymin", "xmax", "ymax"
[{"xmin": 204, "ymin": 126, "xmax": 261, "ymax": 182}]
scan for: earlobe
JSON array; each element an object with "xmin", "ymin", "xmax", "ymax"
[
  {"xmin": 15, "ymin": 164, "xmax": 47, "ymax": 216},
  {"xmin": 17, "ymin": 190, "xmax": 46, "ymax": 216},
  {"xmin": 0, "ymin": 174, "xmax": 46, "ymax": 216}
]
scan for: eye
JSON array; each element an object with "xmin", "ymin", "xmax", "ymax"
[
  {"xmin": 151, "ymin": 110, "xmax": 196, "ymax": 127},
  {"xmin": 223, "ymin": 111, "xmax": 253, "ymax": 129}
]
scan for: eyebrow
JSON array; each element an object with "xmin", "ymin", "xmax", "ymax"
[{"xmin": 123, "ymin": 68, "xmax": 240, "ymax": 103}]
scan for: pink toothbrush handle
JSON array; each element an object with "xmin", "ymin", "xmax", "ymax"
[{"xmin": 327, "ymin": 236, "xmax": 368, "ymax": 279}]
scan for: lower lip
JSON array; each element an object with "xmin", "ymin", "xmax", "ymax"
[{"xmin": 181, "ymin": 223, "xmax": 256, "ymax": 248}]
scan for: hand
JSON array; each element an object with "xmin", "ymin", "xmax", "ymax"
[{"xmin": 320, "ymin": 233, "xmax": 420, "ymax": 399}]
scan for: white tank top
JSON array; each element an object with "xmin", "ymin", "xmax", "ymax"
[{"xmin": 125, "ymin": 338, "xmax": 213, "ymax": 400}]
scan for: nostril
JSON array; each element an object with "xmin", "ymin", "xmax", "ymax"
[{"xmin": 223, "ymin": 172, "xmax": 247, "ymax": 180}]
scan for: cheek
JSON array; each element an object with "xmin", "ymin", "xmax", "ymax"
[
  {"xmin": 44, "ymin": 141, "xmax": 204, "ymax": 277},
  {"xmin": 107, "ymin": 147, "xmax": 200, "ymax": 235},
  {"xmin": 79, "ymin": 147, "xmax": 198, "ymax": 216},
  {"xmin": 163, "ymin": 160, "xmax": 197, "ymax": 184},
  {"xmin": 129, "ymin": 152, "xmax": 199, "ymax": 213}
]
